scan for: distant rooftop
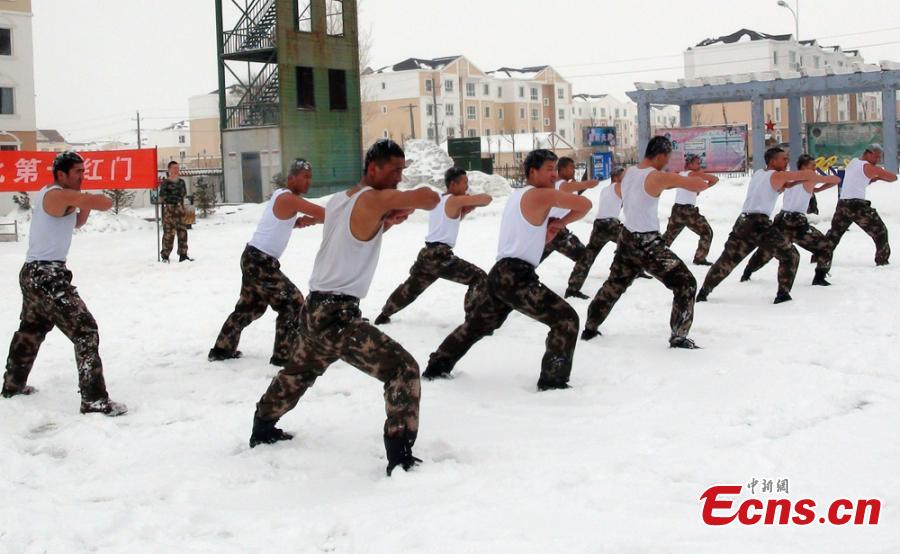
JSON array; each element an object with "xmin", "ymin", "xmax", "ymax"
[
  {"xmin": 38, "ymin": 129, "xmax": 66, "ymax": 143},
  {"xmin": 486, "ymin": 66, "xmax": 549, "ymax": 80},
  {"xmin": 693, "ymin": 28, "xmax": 863, "ymax": 57},
  {"xmin": 370, "ymin": 55, "xmax": 462, "ymax": 74}
]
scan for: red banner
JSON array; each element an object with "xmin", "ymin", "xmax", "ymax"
[{"xmin": 0, "ymin": 149, "xmax": 159, "ymax": 192}]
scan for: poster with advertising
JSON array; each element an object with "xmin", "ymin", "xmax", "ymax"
[
  {"xmin": 807, "ymin": 122, "xmax": 900, "ymax": 167},
  {"xmin": 656, "ymin": 125, "xmax": 748, "ymax": 172},
  {"xmin": 591, "ymin": 152, "xmax": 614, "ymax": 180},
  {"xmin": 584, "ymin": 126, "xmax": 617, "ymax": 147},
  {"xmin": 0, "ymin": 149, "xmax": 159, "ymax": 192}
]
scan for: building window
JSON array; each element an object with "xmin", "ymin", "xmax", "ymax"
[
  {"xmin": 425, "ymin": 79, "xmax": 433, "ymax": 92},
  {"xmin": 483, "ymin": 106, "xmax": 491, "ymax": 118},
  {"xmin": 0, "ymin": 145, "xmax": 17, "ymax": 151},
  {"xmin": 467, "ymin": 129, "xmax": 477, "ymax": 138},
  {"xmin": 543, "ymin": 98, "xmax": 549, "ymax": 106},
  {"xmin": 427, "ymin": 127, "xmax": 435, "ymax": 139},
  {"xmin": 519, "ymin": 107, "xmax": 525, "ymax": 119},
  {"xmin": 839, "ymin": 110, "xmax": 846, "ymax": 121},
  {"xmin": 558, "ymin": 109, "xmax": 565, "ymax": 120},
  {"xmin": 774, "ymin": 106, "xmax": 781, "ymax": 122},
  {"xmin": 328, "ymin": 69, "xmax": 348, "ymax": 110},
  {"xmin": 381, "ymin": 105, "xmax": 388, "ymax": 114},
  {"xmin": 325, "ymin": 0, "xmax": 344, "ymax": 36},
  {"xmin": 530, "ymin": 88, "xmax": 539, "ymax": 101},
  {"xmin": 498, "ymin": 108, "xmax": 504, "ymax": 120},
  {"xmin": 577, "ymin": 108, "xmax": 582, "ymax": 116},
  {"xmin": 520, "ymin": 129, "xmax": 526, "ymax": 134},
  {"xmin": 426, "ymin": 104, "xmax": 433, "ymax": 116},
  {"xmin": 601, "ymin": 108, "xmax": 606, "ymax": 117},
  {"xmin": 381, "ymin": 82, "xmax": 386, "ymax": 90},
  {"xmin": 295, "ymin": 67, "xmax": 315, "ymax": 109},
  {"xmin": 0, "ymin": 29, "xmax": 10, "ymax": 56},
  {"xmin": 485, "ymin": 129, "xmax": 491, "ymax": 136},
  {"xmin": 544, "ymin": 118, "xmax": 550, "ymax": 126},
  {"xmin": 560, "ymin": 129, "xmax": 566, "ymax": 138},
  {"xmin": 814, "ymin": 56, "xmax": 820, "ymax": 68},
  {"xmin": 445, "ymin": 79, "xmax": 454, "ymax": 92},
  {"xmin": 592, "ymin": 107, "xmax": 597, "ymax": 116},
  {"xmin": 773, "ymin": 51, "xmax": 779, "ymax": 66},
  {"xmin": 296, "ymin": 1, "xmax": 312, "ymax": 32},
  {"xmin": 557, "ymin": 87, "xmax": 564, "ymax": 100},
  {"xmin": 446, "ymin": 104, "xmax": 454, "ymax": 116},
  {"xmin": 518, "ymin": 86, "xmax": 525, "ymax": 98},
  {"xmin": 789, "ymin": 51, "xmax": 797, "ymax": 65},
  {"xmin": 383, "ymin": 130, "xmax": 389, "ymax": 138},
  {"xmin": 615, "ymin": 108, "xmax": 620, "ymax": 118},
  {"xmin": 466, "ymin": 82, "xmax": 476, "ymax": 97},
  {"xmin": 448, "ymin": 127, "xmax": 455, "ymax": 138},
  {"xmin": 483, "ymin": 84, "xmax": 490, "ymax": 96},
  {"xmin": 178, "ymin": 135, "xmax": 186, "ymax": 144},
  {"xmin": 467, "ymin": 106, "xmax": 477, "ymax": 120},
  {"xmin": 531, "ymin": 108, "xmax": 539, "ymax": 120}
]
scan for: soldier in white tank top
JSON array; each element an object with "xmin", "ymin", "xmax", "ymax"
[
  {"xmin": 541, "ymin": 157, "xmax": 597, "ymax": 266},
  {"xmin": 26, "ymin": 184, "xmax": 77, "ymax": 262},
  {"xmin": 496, "ymin": 186, "xmax": 549, "ymax": 267},
  {"xmin": 662, "ymin": 157, "xmax": 716, "ymax": 265}
]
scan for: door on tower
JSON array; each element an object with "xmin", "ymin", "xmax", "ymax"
[{"xmin": 241, "ymin": 152, "xmax": 263, "ymax": 203}]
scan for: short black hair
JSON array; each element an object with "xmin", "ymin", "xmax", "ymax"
[
  {"xmin": 556, "ymin": 157, "xmax": 575, "ymax": 171},
  {"xmin": 797, "ymin": 154, "xmax": 815, "ymax": 169},
  {"xmin": 684, "ymin": 153, "xmax": 701, "ymax": 165},
  {"xmin": 52, "ymin": 151, "xmax": 84, "ymax": 180},
  {"xmin": 445, "ymin": 166, "xmax": 467, "ymax": 186},
  {"xmin": 167, "ymin": 161, "xmax": 179, "ymax": 169},
  {"xmin": 288, "ymin": 158, "xmax": 312, "ymax": 177},
  {"xmin": 364, "ymin": 139, "xmax": 405, "ymax": 172},
  {"xmin": 764, "ymin": 147, "xmax": 785, "ymax": 166},
  {"xmin": 645, "ymin": 136, "xmax": 672, "ymax": 159},
  {"xmin": 611, "ymin": 166, "xmax": 625, "ymax": 179},
  {"xmin": 523, "ymin": 149, "xmax": 558, "ymax": 178}
]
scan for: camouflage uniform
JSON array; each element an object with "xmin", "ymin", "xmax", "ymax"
[
  {"xmin": 380, "ymin": 242, "xmax": 487, "ymax": 318},
  {"xmin": 825, "ymin": 199, "xmax": 890, "ymax": 266},
  {"xmin": 744, "ymin": 211, "xmax": 832, "ymax": 276},
  {"xmin": 212, "ymin": 245, "xmax": 305, "ymax": 363},
  {"xmin": 567, "ymin": 218, "xmax": 623, "ymax": 293},
  {"xmin": 255, "ymin": 292, "xmax": 420, "ymax": 438},
  {"xmin": 585, "ymin": 230, "xmax": 697, "ymax": 339},
  {"xmin": 159, "ymin": 178, "xmax": 188, "ymax": 259},
  {"xmin": 700, "ymin": 214, "xmax": 799, "ymax": 297},
  {"xmin": 425, "ymin": 257, "xmax": 580, "ymax": 388},
  {"xmin": 662, "ymin": 204, "xmax": 714, "ymax": 263},
  {"xmin": 540, "ymin": 228, "xmax": 587, "ymax": 264},
  {"xmin": 3, "ymin": 262, "xmax": 109, "ymax": 403}
]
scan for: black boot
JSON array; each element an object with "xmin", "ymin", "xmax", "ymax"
[
  {"xmin": 1, "ymin": 384, "xmax": 36, "ymax": 398},
  {"xmin": 537, "ymin": 354, "xmax": 572, "ymax": 391},
  {"xmin": 249, "ymin": 416, "xmax": 293, "ymax": 448},
  {"xmin": 740, "ymin": 269, "xmax": 752, "ymax": 282},
  {"xmin": 160, "ymin": 256, "xmax": 170, "ymax": 264},
  {"xmin": 564, "ymin": 288, "xmax": 590, "ymax": 300},
  {"xmin": 80, "ymin": 397, "xmax": 128, "ymax": 416},
  {"xmin": 774, "ymin": 292, "xmax": 793, "ymax": 304},
  {"xmin": 580, "ymin": 328, "xmax": 601, "ymax": 341},
  {"xmin": 269, "ymin": 355, "xmax": 289, "ymax": 367},
  {"xmin": 696, "ymin": 289, "xmax": 709, "ymax": 302},
  {"xmin": 422, "ymin": 358, "xmax": 453, "ymax": 380},
  {"xmin": 374, "ymin": 313, "xmax": 391, "ymax": 325},
  {"xmin": 669, "ymin": 336, "xmax": 700, "ymax": 349},
  {"xmin": 208, "ymin": 347, "xmax": 242, "ymax": 362},
  {"xmin": 179, "ymin": 254, "xmax": 194, "ymax": 262},
  {"xmin": 812, "ymin": 269, "xmax": 831, "ymax": 286},
  {"xmin": 384, "ymin": 432, "xmax": 421, "ymax": 476},
  {"xmin": 693, "ymin": 259, "xmax": 712, "ymax": 266}
]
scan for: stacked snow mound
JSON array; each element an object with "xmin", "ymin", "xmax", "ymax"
[
  {"xmin": 76, "ymin": 210, "xmax": 154, "ymax": 234},
  {"xmin": 401, "ymin": 139, "xmax": 511, "ymax": 197}
]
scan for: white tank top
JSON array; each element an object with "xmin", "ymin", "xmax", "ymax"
[
  {"xmin": 674, "ymin": 171, "xmax": 699, "ymax": 206},
  {"xmin": 741, "ymin": 169, "xmax": 781, "ymax": 216},
  {"xmin": 248, "ymin": 189, "xmax": 298, "ymax": 259},
  {"xmin": 840, "ymin": 158, "xmax": 870, "ymax": 200},
  {"xmin": 496, "ymin": 186, "xmax": 548, "ymax": 267},
  {"xmin": 781, "ymin": 184, "xmax": 812, "ymax": 214},
  {"xmin": 26, "ymin": 184, "xmax": 77, "ymax": 263},
  {"xmin": 308, "ymin": 187, "xmax": 384, "ymax": 299},
  {"xmin": 622, "ymin": 166, "xmax": 660, "ymax": 233},
  {"xmin": 595, "ymin": 183, "xmax": 622, "ymax": 220},
  {"xmin": 549, "ymin": 179, "xmax": 569, "ymax": 219},
  {"xmin": 424, "ymin": 194, "xmax": 461, "ymax": 247}
]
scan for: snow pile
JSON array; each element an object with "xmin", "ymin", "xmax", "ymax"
[
  {"xmin": 76, "ymin": 209, "xmax": 154, "ymax": 234},
  {"xmin": 401, "ymin": 139, "xmax": 511, "ymax": 197},
  {"xmin": 466, "ymin": 170, "xmax": 512, "ymax": 197}
]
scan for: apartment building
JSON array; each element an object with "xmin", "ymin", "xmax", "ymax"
[{"xmin": 0, "ymin": 0, "xmax": 35, "ymax": 151}]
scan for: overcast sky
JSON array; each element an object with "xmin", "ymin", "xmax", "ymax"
[{"xmin": 32, "ymin": 0, "xmax": 900, "ymax": 142}]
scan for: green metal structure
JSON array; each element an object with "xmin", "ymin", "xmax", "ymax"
[{"xmin": 215, "ymin": 0, "xmax": 362, "ymax": 200}]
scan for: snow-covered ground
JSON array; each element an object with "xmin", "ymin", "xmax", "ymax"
[{"xmin": 1, "ymin": 178, "xmax": 899, "ymax": 553}]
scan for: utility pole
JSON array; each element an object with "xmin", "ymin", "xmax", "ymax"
[
  {"xmin": 404, "ymin": 104, "xmax": 416, "ymax": 139},
  {"xmin": 136, "ymin": 110, "xmax": 142, "ymax": 149},
  {"xmin": 431, "ymin": 75, "xmax": 440, "ymax": 145}
]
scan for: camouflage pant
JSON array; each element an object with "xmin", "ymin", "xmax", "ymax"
[
  {"xmin": 745, "ymin": 212, "xmax": 832, "ymax": 275},
  {"xmin": 567, "ymin": 218, "xmax": 623, "ymax": 292},
  {"xmin": 662, "ymin": 204, "xmax": 714, "ymax": 263},
  {"xmin": 541, "ymin": 228, "xmax": 587, "ymax": 263},
  {"xmin": 826, "ymin": 199, "xmax": 890, "ymax": 265},
  {"xmin": 427, "ymin": 257, "xmax": 580, "ymax": 385},
  {"xmin": 213, "ymin": 245, "xmax": 304, "ymax": 361},
  {"xmin": 161, "ymin": 204, "xmax": 188, "ymax": 258},
  {"xmin": 700, "ymin": 214, "xmax": 799, "ymax": 296},
  {"xmin": 585, "ymin": 230, "xmax": 697, "ymax": 339},
  {"xmin": 380, "ymin": 243, "xmax": 487, "ymax": 318},
  {"xmin": 255, "ymin": 293, "xmax": 420, "ymax": 438},
  {"xmin": 4, "ymin": 262, "xmax": 109, "ymax": 402}
]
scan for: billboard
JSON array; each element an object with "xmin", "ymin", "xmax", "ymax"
[
  {"xmin": 591, "ymin": 152, "xmax": 614, "ymax": 180},
  {"xmin": 584, "ymin": 126, "xmax": 617, "ymax": 147},
  {"xmin": 656, "ymin": 125, "xmax": 749, "ymax": 172},
  {"xmin": 807, "ymin": 122, "xmax": 900, "ymax": 166},
  {"xmin": 0, "ymin": 149, "xmax": 159, "ymax": 192}
]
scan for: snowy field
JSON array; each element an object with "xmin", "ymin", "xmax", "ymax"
[{"xmin": 1, "ymin": 178, "xmax": 899, "ymax": 553}]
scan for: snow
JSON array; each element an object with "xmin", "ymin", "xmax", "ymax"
[
  {"xmin": 401, "ymin": 139, "xmax": 512, "ymax": 197},
  {"xmin": 2, "ymin": 177, "xmax": 899, "ymax": 552}
]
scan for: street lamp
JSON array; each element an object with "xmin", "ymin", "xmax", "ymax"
[{"xmin": 777, "ymin": 0, "xmax": 799, "ymax": 42}]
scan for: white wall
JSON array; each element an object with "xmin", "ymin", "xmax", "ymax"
[
  {"xmin": 222, "ymin": 127, "xmax": 280, "ymax": 203},
  {"xmin": 0, "ymin": 9, "xmax": 36, "ymax": 133}
]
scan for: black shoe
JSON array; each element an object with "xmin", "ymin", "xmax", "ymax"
[
  {"xmin": 374, "ymin": 313, "xmax": 391, "ymax": 325},
  {"xmin": 80, "ymin": 398, "xmax": 128, "ymax": 416},
  {"xmin": 249, "ymin": 416, "xmax": 294, "ymax": 448},
  {"xmin": 160, "ymin": 256, "xmax": 170, "ymax": 263},
  {"xmin": 637, "ymin": 272, "xmax": 652, "ymax": 279},
  {"xmin": 580, "ymin": 328, "xmax": 601, "ymax": 341},
  {"xmin": 179, "ymin": 254, "xmax": 194, "ymax": 262},
  {"xmin": 669, "ymin": 336, "xmax": 700, "ymax": 349},
  {"xmin": 876, "ymin": 260, "xmax": 890, "ymax": 267},
  {"xmin": 740, "ymin": 270, "xmax": 752, "ymax": 282},
  {"xmin": 536, "ymin": 379, "xmax": 571, "ymax": 391},
  {"xmin": 696, "ymin": 289, "xmax": 709, "ymax": 302},
  {"xmin": 1, "ymin": 384, "xmax": 36, "ymax": 398},
  {"xmin": 812, "ymin": 269, "xmax": 831, "ymax": 287},
  {"xmin": 269, "ymin": 356, "xmax": 289, "ymax": 367},
  {"xmin": 422, "ymin": 358, "xmax": 453, "ymax": 381},
  {"xmin": 564, "ymin": 288, "xmax": 590, "ymax": 300},
  {"xmin": 693, "ymin": 259, "xmax": 712, "ymax": 266},
  {"xmin": 384, "ymin": 432, "xmax": 421, "ymax": 476},
  {"xmin": 208, "ymin": 347, "xmax": 242, "ymax": 362},
  {"xmin": 774, "ymin": 292, "xmax": 793, "ymax": 304}
]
